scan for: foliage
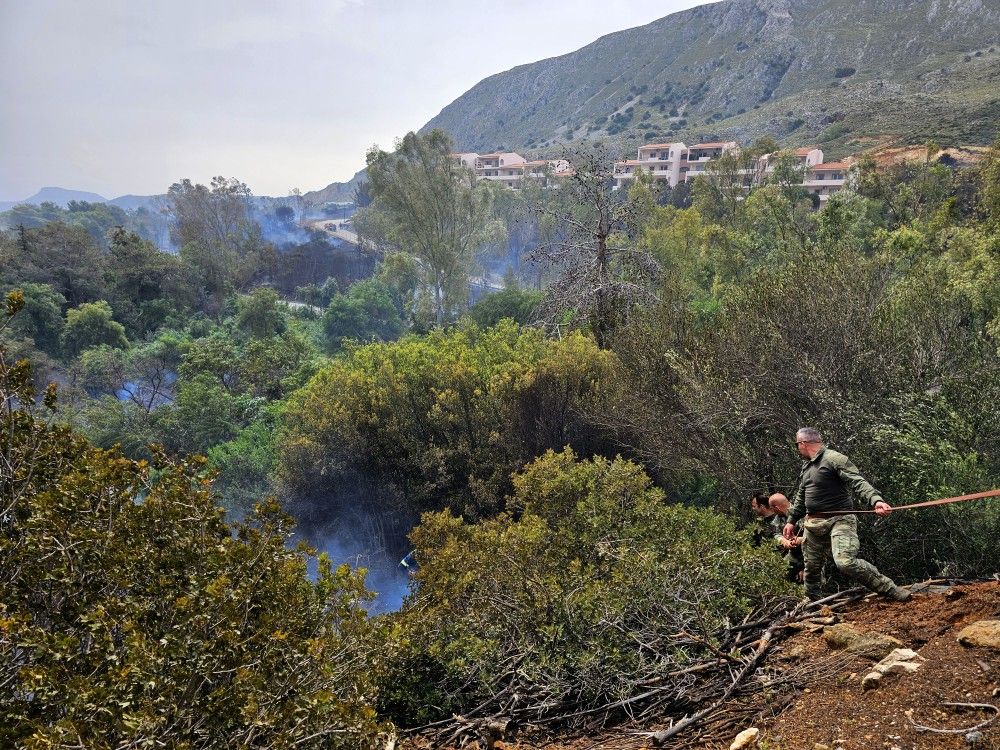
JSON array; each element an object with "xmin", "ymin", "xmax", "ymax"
[
  {"xmin": 104, "ymin": 228, "xmax": 194, "ymax": 338},
  {"xmin": 0, "ymin": 222, "xmax": 108, "ymax": 306},
  {"xmin": 234, "ymin": 287, "xmax": 287, "ymax": 339},
  {"xmin": 321, "ymin": 278, "xmax": 403, "ymax": 351},
  {"xmin": 0, "ymin": 292, "xmax": 384, "ymax": 749},
  {"xmin": 0, "ymin": 200, "xmax": 128, "ymax": 247},
  {"xmin": 467, "ymin": 285, "xmax": 543, "ymax": 328},
  {"xmin": 61, "ymin": 300, "xmax": 129, "ymax": 358},
  {"xmin": 383, "ymin": 449, "xmax": 787, "ymax": 725},
  {"xmin": 357, "ymin": 129, "xmax": 504, "ymax": 325},
  {"xmin": 4, "ymin": 282, "xmax": 66, "ymax": 356},
  {"xmin": 278, "ymin": 322, "xmax": 617, "ymax": 527},
  {"xmin": 168, "ymin": 177, "xmax": 277, "ymax": 311}
]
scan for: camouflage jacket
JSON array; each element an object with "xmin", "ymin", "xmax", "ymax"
[{"xmin": 788, "ymin": 447, "xmax": 883, "ymax": 523}]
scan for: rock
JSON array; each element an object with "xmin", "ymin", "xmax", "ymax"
[
  {"xmin": 729, "ymin": 727, "xmax": 759, "ymax": 750},
  {"xmin": 785, "ymin": 645, "xmax": 806, "ymax": 660},
  {"xmin": 823, "ymin": 623, "xmax": 903, "ymax": 658},
  {"xmin": 957, "ymin": 620, "xmax": 1000, "ymax": 649},
  {"xmin": 861, "ymin": 671, "xmax": 882, "ymax": 690},
  {"xmin": 966, "ymin": 730, "xmax": 984, "ymax": 745},
  {"xmin": 873, "ymin": 648, "xmax": 926, "ymax": 675},
  {"xmin": 859, "ymin": 648, "xmax": 925, "ymax": 689},
  {"xmin": 813, "ymin": 744, "xmax": 830, "ymax": 750}
]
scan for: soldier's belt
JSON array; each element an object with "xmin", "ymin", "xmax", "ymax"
[{"xmin": 806, "ymin": 488, "xmax": 1000, "ymax": 518}]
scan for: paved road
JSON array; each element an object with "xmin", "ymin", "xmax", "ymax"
[{"xmin": 307, "ymin": 219, "xmax": 359, "ymax": 246}]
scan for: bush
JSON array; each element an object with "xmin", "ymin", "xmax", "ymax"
[
  {"xmin": 0, "ymin": 294, "xmax": 384, "ymax": 749},
  {"xmin": 382, "ymin": 449, "xmax": 788, "ymax": 726},
  {"xmin": 467, "ymin": 286, "xmax": 543, "ymax": 327},
  {"xmin": 322, "ymin": 278, "xmax": 403, "ymax": 351},
  {"xmin": 277, "ymin": 322, "xmax": 617, "ymax": 525}
]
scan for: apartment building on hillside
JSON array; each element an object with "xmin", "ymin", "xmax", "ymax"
[
  {"xmin": 613, "ymin": 141, "xmax": 740, "ymax": 188},
  {"xmin": 452, "ymin": 152, "xmax": 572, "ymax": 189},
  {"xmin": 454, "ymin": 143, "xmax": 851, "ymax": 203},
  {"xmin": 613, "ymin": 142, "xmax": 850, "ymax": 202}
]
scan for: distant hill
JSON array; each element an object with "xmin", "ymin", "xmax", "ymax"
[
  {"xmin": 418, "ymin": 0, "xmax": 1000, "ymax": 158},
  {"xmin": 22, "ymin": 187, "xmax": 109, "ymax": 207},
  {"xmin": 108, "ymin": 194, "xmax": 158, "ymax": 211},
  {"xmin": 302, "ymin": 168, "xmax": 365, "ymax": 207}
]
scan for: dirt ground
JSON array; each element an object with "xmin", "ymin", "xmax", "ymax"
[
  {"xmin": 436, "ymin": 582, "xmax": 1000, "ymax": 750},
  {"xmin": 759, "ymin": 581, "xmax": 1000, "ymax": 750}
]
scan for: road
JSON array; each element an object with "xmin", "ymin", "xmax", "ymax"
[{"xmin": 307, "ymin": 218, "xmax": 359, "ymax": 246}]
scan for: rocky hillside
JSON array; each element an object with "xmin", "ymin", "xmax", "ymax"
[{"xmin": 421, "ymin": 0, "xmax": 1000, "ymax": 159}]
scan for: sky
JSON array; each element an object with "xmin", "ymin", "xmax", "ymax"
[{"xmin": 0, "ymin": 0, "xmax": 704, "ymax": 200}]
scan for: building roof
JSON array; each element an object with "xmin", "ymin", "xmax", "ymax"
[
  {"xmin": 811, "ymin": 162, "xmax": 850, "ymax": 170},
  {"xmin": 689, "ymin": 141, "xmax": 736, "ymax": 149},
  {"xmin": 794, "ymin": 147, "xmax": 820, "ymax": 156},
  {"xmin": 639, "ymin": 142, "xmax": 680, "ymax": 149}
]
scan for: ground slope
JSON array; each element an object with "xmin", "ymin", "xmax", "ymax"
[{"xmin": 433, "ymin": 582, "xmax": 1000, "ymax": 750}]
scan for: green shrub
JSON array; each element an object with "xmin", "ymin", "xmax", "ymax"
[{"xmin": 383, "ymin": 449, "xmax": 789, "ymax": 726}]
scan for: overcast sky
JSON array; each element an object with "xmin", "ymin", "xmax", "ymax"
[{"xmin": 0, "ymin": 0, "xmax": 703, "ymax": 200}]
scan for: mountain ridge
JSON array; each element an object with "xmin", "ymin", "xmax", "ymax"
[{"xmin": 419, "ymin": 0, "xmax": 1000, "ymax": 156}]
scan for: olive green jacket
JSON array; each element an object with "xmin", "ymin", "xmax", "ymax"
[{"xmin": 788, "ymin": 447, "xmax": 883, "ymax": 523}]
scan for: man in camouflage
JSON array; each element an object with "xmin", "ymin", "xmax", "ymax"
[
  {"xmin": 769, "ymin": 492, "xmax": 804, "ymax": 583},
  {"xmin": 750, "ymin": 492, "xmax": 803, "ymax": 582},
  {"xmin": 783, "ymin": 427, "xmax": 910, "ymax": 602}
]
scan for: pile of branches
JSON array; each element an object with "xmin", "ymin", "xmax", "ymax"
[{"xmin": 404, "ymin": 589, "xmax": 868, "ymax": 749}]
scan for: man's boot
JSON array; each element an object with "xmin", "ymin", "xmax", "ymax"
[{"xmin": 885, "ymin": 584, "xmax": 911, "ymax": 602}]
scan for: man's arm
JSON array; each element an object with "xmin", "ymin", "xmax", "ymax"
[
  {"xmin": 835, "ymin": 455, "xmax": 882, "ymax": 507},
  {"xmin": 787, "ymin": 468, "xmax": 807, "ymax": 523},
  {"xmin": 836, "ymin": 454, "xmax": 893, "ymax": 516}
]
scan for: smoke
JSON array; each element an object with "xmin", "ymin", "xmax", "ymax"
[
  {"xmin": 251, "ymin": 197, "xmax": 316, "ymax": 247},
  {"xmin": 296, "ymin": 521, "xmax": 413, "ymax": 614}
]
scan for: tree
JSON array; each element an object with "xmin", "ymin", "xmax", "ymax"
[
  {"xmin": 359, "ymin": 129, "xmax": 504, "ymax": 326},
  {"xmin": 167, "ymin": 177, "xmax": 276, "ymax": 309},
  {"xmin": 61, "ymin": 300, "xmax": 128, "ymax": 358},
  {"xmin": 104, "ymin": 227, "xmax": 195, "ymax": 337},
  {"xmin": 978, "ymin": 135, "xmax": 1000, "ymax": 228},
  {"xmin": 234, "ymin": 287, "xmax": 287, "ymax": 339},
  {"xmin": 1, "ymin": 222, "xmax": 107, "ymax": 305},
  {"xmin": 0, "ymin": 293, "xmax": 384, "ymax": 748},
  {"xmin": 529, "ymin": 144, "xmax": 660, "ymax": 348},
  {"xmin": 352, "ymin": 179, "xmax": 373, "ymax": 208},
  {"xmin": 321, "ymin": 278, "xmax": 403, "ymax": 351},
  {"xmin": 5, "ymin": 282, "xmax": 65, "ymax": 356}
]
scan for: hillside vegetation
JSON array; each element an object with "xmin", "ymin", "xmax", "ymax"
[{"xmin": 3, "ymin": 128, "xmax": 1000, "ymax": 747}]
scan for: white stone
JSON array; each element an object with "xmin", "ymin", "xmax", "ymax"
[
  {"xmin": 730, "ymin": 727, "xmax": 760, "ymax": 750},
  {"xmin": 873, "ymin": 648, "xmax": 925, "ymax": 676}
]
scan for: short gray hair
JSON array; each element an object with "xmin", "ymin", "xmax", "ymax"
[{"xmin": 796, "ymin": 426, "xmax": 823, "ymax": 443}]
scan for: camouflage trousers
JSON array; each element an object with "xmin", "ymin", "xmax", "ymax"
[{"xmin": 801, "ymin": 515, "xmax": 898, "ymax": 601}]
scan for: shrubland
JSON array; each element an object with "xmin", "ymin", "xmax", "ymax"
[{"xmin": 2, "ymin": 132, "xmax": 1000, "ymax": 742}]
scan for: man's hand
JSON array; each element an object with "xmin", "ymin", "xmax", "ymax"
[
  {"xmin": 778, "ymin": 537, "xmax": 795, "ymax": 550},
  {"xmin": 792, "ymin": 536, "xmax": 804, "ymax": 548},
  {"xmin": 874, "ymin": 501, "xmax": 893, "ymax": 517},
  {"xmin": 783, "ymin": 522, "xmax": 797, "ymax": 540}
]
